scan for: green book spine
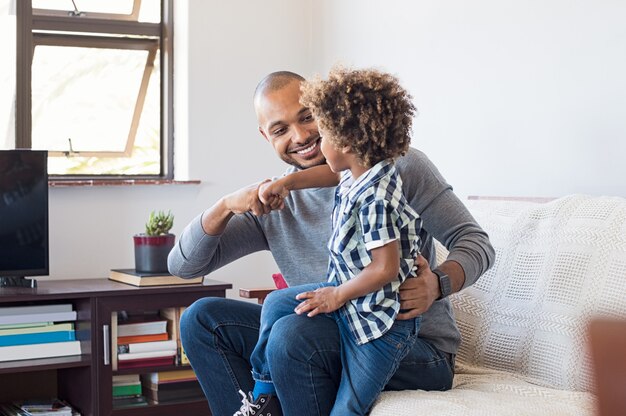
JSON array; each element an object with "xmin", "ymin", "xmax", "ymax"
[{"xmin": 112, "ymin": 384, "xmax": 142, "ymax": 397}]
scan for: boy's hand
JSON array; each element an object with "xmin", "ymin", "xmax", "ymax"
[
  {"xmin": 223, "ymin": 180, "xmax": 272, "ymax": 217},
  {"xmin": 259, "ymin": 179, "xmax": 290, "ymax": 211},
  {"xmin": 295, "ymin": 287, "xmax": 345, "ymax": 317}
]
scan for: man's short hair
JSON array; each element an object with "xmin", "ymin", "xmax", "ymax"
[{"xmin": 254, "ymin": 71, "xmax": 305, "ymax": 102}]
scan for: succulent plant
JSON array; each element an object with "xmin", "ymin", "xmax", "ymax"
[{"xmin": 144, "ymin": 210, "xmax": 174, "ymax": 236}]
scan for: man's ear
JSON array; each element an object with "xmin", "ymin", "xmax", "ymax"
[{"xmin": 259, "ymin": 126, "xmax": 269, "ymax": 142}]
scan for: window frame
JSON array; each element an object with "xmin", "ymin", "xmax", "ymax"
[{"xmin": 15, "ymin": 0, "xmax": 174, "ymax": 180}]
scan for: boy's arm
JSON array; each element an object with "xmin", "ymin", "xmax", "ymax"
[
  {"xmin": 281, "ymin": 164, "xmax": 340, "ymax": 190},
  {"xmin": 259, "ymin": 165, "xmax": 340, "ymax": 205},
  {"xmin": 295, "ymin": 241, "xmax": 400, "ymax": 317}
]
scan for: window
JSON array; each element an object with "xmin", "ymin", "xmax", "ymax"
[{"xmin": 10, "ymin": 0, "xmax": 173, "ymax": 178}]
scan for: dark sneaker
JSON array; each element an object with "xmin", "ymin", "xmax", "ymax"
[{"xmin": 233, "ymin": 390, "xmax": 283, "ymax": 416}]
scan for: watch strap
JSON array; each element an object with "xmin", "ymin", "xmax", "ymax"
[{"xmin": 433, "ymin": 268, "xmax": 452, "ymax": 300}]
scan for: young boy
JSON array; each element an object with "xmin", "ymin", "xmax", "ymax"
[{"xmin": 235, "ymin": 67, "xmax": 422, "ymax": 416}]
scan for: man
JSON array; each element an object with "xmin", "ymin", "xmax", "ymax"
[{"xmin": 169, "ymin": 71, "xmax": 495, "ymax": 416}]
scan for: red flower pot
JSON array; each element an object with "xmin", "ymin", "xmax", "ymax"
[{"xmin": 133, "ymin": 234, "xmax": 176, "ymax": 273}]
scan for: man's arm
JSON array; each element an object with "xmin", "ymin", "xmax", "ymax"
[
  {"xmin": 294, "ymin": 241, "xmax": 400, "ymax": 317},
  {"xmin": 167, "ymin": 181, "xmax": 271, "ymax": 278},
  {"xmin": 395, "ymin": 149, "xmax": 496, "ymax": 318}
]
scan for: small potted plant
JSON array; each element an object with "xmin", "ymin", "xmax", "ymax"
[{"xmin": 133, "ymin": 210, "xmax": 175, "ymax": 273}]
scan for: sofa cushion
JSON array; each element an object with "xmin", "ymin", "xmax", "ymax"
[
  {"xmin": 449, "ymin": 195, "xmax": 626, "ymax": 392},
  {"xmin": 372, "ymin": 363, "xmax": 595, "ymax": 416}
]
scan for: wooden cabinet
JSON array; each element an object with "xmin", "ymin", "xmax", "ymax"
[{"xmin": 0, "ymin": 278, "xmax": 231, "ymax": 416}]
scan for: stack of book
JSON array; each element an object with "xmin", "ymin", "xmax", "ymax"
[
  {"xmin": 117, "ymin": 314, "xmax": 175, "ymax": 369},
  {"xmin": 159, "ymin": 307, "xmax": 190, "ymax": 366},
  {"xmin": 141, "ymin": 369, "xmax": 204, "ymax": 404},
  {"xmin": 0, "ymin": 398, "xmax": 78, "ymax": 415},
  {"xmin": 112, "ymin": 375, "xmax": 148, "ymax": 409},
  {"xmin": 0, "ymin": 304, "xmax": 80, "ymax": 362}
]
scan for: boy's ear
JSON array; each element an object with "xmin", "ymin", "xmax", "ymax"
[{"xmin": 341, "ymin": 145, "xmax": 352, "ymax": 154}]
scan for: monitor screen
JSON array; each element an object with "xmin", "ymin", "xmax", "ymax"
[{"xmin": 0, "ymin": 150, "xmax": 49, "ymax": 277}]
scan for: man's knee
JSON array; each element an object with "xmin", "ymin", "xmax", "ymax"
[
  {"xmin": 266, "ymin": 314, "xmax": 339, "ymax": 363},
  {"xmin": 180, "ymin": 297, "xmax": 224, "ymax": 342},
  {"xmin": 266, "ymin": 315, "xmax": 308, "ymax": 363}
]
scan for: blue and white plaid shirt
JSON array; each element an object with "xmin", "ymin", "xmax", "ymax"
[{"xmin": 327, "ymin": 159, "xmax": 422, "ymax": 345}]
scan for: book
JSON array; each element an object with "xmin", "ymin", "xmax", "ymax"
[
  {"xmin": 0, "ymin": 340, "xmax": 81, "ymax": 362},
  {"xmin": 113, "ymin": 374, "xmax": 141, "ymax": 386},
  {"xmin": 109, "ymin": 269, "xmax": 203, "ymax": 287},
  {"xmin": 112, "ymin": 383, "xmax": 142, "ymax": 397},
  {"xmin": 0, "ymin": 403, "xmax": 24, "ymax": 416},
  {"xmin": 145, "ymin": 369, "xmax": 197, "ymax": 384},
  {"xmin": 0, "ymin": 311, "xmax": 76, "ymax": 326},
  {"xmin": 118, "ymin": 350, "xmax": 176, "ymax": 361},
  {"xmin": 117, "ymin": 333, "xmax": 169, "ymax": 345},
  {"xmin": 0, "ymin": 322, "xmax": 53, "ymax": 330},
  {"xmin": 112, "ymin": 396, "xmax": 148, "ymax": 409},
  {"xmin": 117, "ymin": 339, "xmax": 177, "ymax": 354},
  {"xmin": 0, "ymin": 322, "xmax": 73, "ymax": 336},
  {"xmin": 177, "ymin": 307, "xmax": 191, "ymax": 365},
  {"xmin": 142, "ymin": 379, "xmax": 201, "ymax": 392},
  {"xmin": 117, "ymin": 356, "xmax": 174, "ymax": 369},
  {"xmin": 160, "ymin": 307, "xmax": 182, "ymax": 364},
  {"xmin": 180, "ymin": 345, "xmax": 190, "ymax": 366},
  {"xmin": 17, "ymin": 398, "xmax": 73, "ymax": 416},
  {"xmin": 143, "ymin": 384, "xmax": 204, "ymax": 403},
  {"xmin": 0, "ymin": 330, "xmax": 75, "ymax": 347},
  {"xmin": 0, "ymin": 304, "xmax": 73, "ymax": 316},
  {"xmin": 117, "ymin": 318, "xmax": 168, "ymax": 337}
]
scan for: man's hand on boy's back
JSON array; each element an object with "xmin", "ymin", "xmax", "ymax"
[{"xmin": 396, "ymin": 254, "xmax": 440, "ymax": 319}]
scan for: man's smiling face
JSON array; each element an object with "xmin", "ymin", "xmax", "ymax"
[{"xmin": 256, "ymin": 80, "xmax": 325, "ymax": 169}]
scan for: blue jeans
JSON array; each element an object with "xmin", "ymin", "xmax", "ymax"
[
  {"xmin": 180, "ymin": 296, "xmax": 454, "ymax": 416},
  {"xmin": 251, "ymin": 283, "xmax": 421, "ymax": 415}
]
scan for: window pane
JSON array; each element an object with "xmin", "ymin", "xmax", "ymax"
[
  {"xmin": 32, "ymin": 45, "xmax": 160, "ymax": 175},
  {"xmin": 0, "ymin": 0, "xmax": 16, "ymax": 150},
  {"xmin": 32, "ymin": 0, "xmax": 161, "ymax": 22},
  {"xmin": 137, "ymin": 0, "xmax": 160, "ymax": 23},
  {"xmin": 32, "ymin": 0, "xmax": 134, "ymax": 15}
]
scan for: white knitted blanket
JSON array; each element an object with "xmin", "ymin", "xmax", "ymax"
[{"xmin": 371, "ymin": 194, "xmax": 626, "ymax": 415}]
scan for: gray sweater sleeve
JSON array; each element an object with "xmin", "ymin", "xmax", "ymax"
[
  {"xmin": 396, "ymin": 149, "xmax": 495, "ymax": 289},
  {"xmin": 167, "ymin": 211, "xmax": 269, "ymax": 278}
]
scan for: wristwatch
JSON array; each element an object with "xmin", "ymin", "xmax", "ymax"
[{"xmin": 433, "ymin": 268, "xmax": 452, "ymax": 300}]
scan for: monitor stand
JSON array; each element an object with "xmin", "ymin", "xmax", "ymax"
[{"xmin": 0, "ymin": 276, "xmax": 38, "ymax": 288}]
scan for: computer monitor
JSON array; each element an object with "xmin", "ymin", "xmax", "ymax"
[{"xmin": 0, "ymin": 149, "xmax": 49, "ymax": 288}]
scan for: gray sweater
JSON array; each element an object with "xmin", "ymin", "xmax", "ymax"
[{"xmin": 168, "ymin": 148, "xmax": 495, "ymax": 354}]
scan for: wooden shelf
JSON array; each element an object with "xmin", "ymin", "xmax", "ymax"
[
  {"xmin": 0, "ymin": 354, "xmax": 91, "ymax": 374},
  {"xmin": 113, "ymin": 363, "xmax": 193, "ymax": 376},
  {"xmin": 0, "ymin": 278, "xmax": 230, "ymax": 416},
  {"xmin": 111, "ymin": 399, "xmax": 210, "ymax": 416}
]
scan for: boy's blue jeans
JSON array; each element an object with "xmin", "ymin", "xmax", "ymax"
[
  {"xmin": 180, "ymin": 296, "xmax": 454, "ymax": 416},
  {"xmin": 250, "ymin": 283, "xmax": 421, "ymax": 415}
]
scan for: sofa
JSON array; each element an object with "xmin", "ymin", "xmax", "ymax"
[{"xmin": 371, "ymin": 194, "xmax": 626, "ymax": 416}]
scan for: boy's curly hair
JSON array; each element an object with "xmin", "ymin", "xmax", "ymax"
[{"xmin": 300, "ymin": 66, "xmax": 416, "ymax": 167}]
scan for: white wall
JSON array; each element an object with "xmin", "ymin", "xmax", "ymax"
[
  {"xmin": 310, "ymin": 0, "xmax": 626, "ymax": 198},
  {"xmin": 45, "ymin": 0, "xmax": 626, "ymax": 286},
  {"xmin": 45, "ymin": 0, "xmax": 313, "ymax": 293}
]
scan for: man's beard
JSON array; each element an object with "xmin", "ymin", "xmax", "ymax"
[{"xmin": 279, "ymin": 153, "xmax": 327, "ymax": 170}]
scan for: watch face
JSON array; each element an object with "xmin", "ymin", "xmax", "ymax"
[
  {"xmin": 440, "ymin": 275, "xmax": 452, "ymax": 297},
  {"xmin": 434, "ymin": 268, "xmax": 452, "ymax": 298}
]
